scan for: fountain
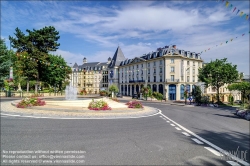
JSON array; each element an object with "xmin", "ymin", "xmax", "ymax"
[{"xmin": 65, "ymin": 85, "xmax": 77, "ymax": 100}]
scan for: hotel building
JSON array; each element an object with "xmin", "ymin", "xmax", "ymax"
[{"xmin": 70, "ymin": 44, "xmax": 204, "ymax": 101}]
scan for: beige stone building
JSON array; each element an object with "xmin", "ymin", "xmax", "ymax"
[
  {"xmin": 69, "ymin": 57, "xmax": 110, "ymax": 94},
  {"xmin": 109, "ymin": 45, "xmax": 203, "ymax": 100}
]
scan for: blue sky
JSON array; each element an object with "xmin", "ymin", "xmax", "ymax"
[{"xmin": 1, "ymin": 0, "xmax": 249, "ymax": 75}]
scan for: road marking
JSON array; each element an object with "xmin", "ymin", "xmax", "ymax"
[
  {"xmin": 166, "ymin": 121, "xmax": 170, "ymax": 123},
  {"xmin": 204, "ymin": 147, "xmax": 223, "ymax": 156},
  {"xmin": 175, "ymin": 127, "xmax": 181, "ymax": 130},
  {"xmin": 182, "ymin": 132, "xmax": 190, "ymax": 136},
  {"xmin": 158, "ymin": 109, "xmax": 249, "ymax": 166},
  {"xmin": 170, "ymin": 124, "xmax": 175, "ymax": 126},
  {"xmin": 227, "ymin": 161, "xmax": 241, "ymax": 166},
  {"xmin": 191, "ymin": 138, "xmax": 204, "ymax": 144}
]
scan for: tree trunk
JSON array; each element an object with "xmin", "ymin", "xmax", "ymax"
[
  {"xmin": 26, "ymin": 80, "xmax": 29, "ymax": 93},
  {"xmin": 216, "ymin": 87, "xmax": 220, "ymax": 103}
]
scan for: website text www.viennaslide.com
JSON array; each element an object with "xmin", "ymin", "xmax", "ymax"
[{"xmin": 1, "ymin": 150, "xmax": 86, "ymax": 165}]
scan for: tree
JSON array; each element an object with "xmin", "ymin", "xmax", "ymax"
[
  {"xmin": 198, "ymin": 58, "xmax": 238, "ymax": 103},
  {"xmin": 40, "ymin": 54, "xmax": 71, "ymax": 92},
  {"xmin": 109, "ymin": 84, "xmax": 119, "ymax": 96},
  {"xmin": 192, "ymin": 85, "xmax": 202, "ymax": 105},
  {"xmin": 13, "ymin": 52, "xmax": 37, "ymax": 92},
  {"xmin": 9, "ymin": 26, "xmax": 60, "ymax": 93},
  {"xmin": 0, "ymin": 39, "xmax": 13, "ymax": 88},
  {"xmin": 228, "ymin": 81, "xmax": 250, "ymax": 106}
]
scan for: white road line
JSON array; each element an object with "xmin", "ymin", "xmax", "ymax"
[
  {"xmin": 175, "ymin": 127, "xmax": 181, "ymax": 130},
  {"xmin": 170, "ymin": 124, "xmax": 175, "ymax": 126},
  {"xmin": 182, "ymin": 132, "xmax": 190, "ymax": 136},
  {"xmin": 191, "ymin": 138, "xmax": 204, "ymax": 144},
  {"xmin": 158, "ymin": 109, "xmax": 249, "ymax": 166},
  {"xmin": 204, "ymin": 147, "xmax": 223, "ymax": 156},
  {"xmin": 166, "ymin": 121, "xmax": 170, "ymax": 123},
  {"xmin": 227, "ymin": 161, "xmax": 241, "ymax": 166}
]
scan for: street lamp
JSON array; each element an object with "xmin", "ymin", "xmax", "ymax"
[{"xmin": 184, "ymin": 66, "xmax": 191, "ymax": 104}]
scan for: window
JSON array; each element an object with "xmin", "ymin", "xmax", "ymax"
[
  {"xmin": 154, "ymin": 68, "xmax": 156, "ymax": 74},
  {"xmin": 193, "ymin": 69, "xmax": 195, "ymax": 74},
  {"xmin": 148, "ymin": 69, "xmax": 150, "ymax": 74},
  {"xmin": 171, "ymin": 75, "xmax": 174, "ymax": 81},
  {"xmin": 154, "ymin": 61, "xmax": 156, "ymax": 66},
  {"xmin": 154, "ymin": 76, "xmax": 156, "ymax": 82},
  {"xmin": 160, "ymin": 68, "xmax": 162, "ymax": 73},
  {"xmin": 171, "ymin": 59, "xmax": 174, "ymax": 64},
  {"xmin": 160, "ymin": 60, "xmax": 162, "ymax": 65},
  {"xmin": 192, "ymin": 76, "xmax": 195, "ymax": 82},
  {"xmin": 160, "ymin": 75, "xmax": 162, "ymax": 82},
  {"xmin": 171, "ymin": 67, "xmax": 175, "ymax": 72},
  {"xmin": 141, "ymin": 64, "xmax": 143, "ymax": 67},
  {"xmin": 148, "ymin": 76, "xmax": 150, "ymax": 82},
  {"xmin": 187, "ymin": 61, "xmax": 190, "ymax": 65},
  {"xmin": 187, "ymin": 76, "xmax": 190, "ymax": 82},
  {"xmin": 181, "ymin": 76, "xmax": 184, "ymax": 81},
  {"xmin": 193, "ymin": 62, "xmax": 195, "ymax": 66},
  {"xmin": 148, "ymin": 63, "xmax": 150, "ymax": 67},
  {"xmin": 137, "ymin": 65, "xmax": 138, "ymax": 68}
]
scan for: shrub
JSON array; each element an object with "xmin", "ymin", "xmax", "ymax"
[
  {"xmin": 80, "ymin": 89, "xmax": 87, "ymax": 95},
  {"xmin": 152, "ymin": 92, "xmax": 163, "ymax": 101},
  {"xmin": 16, "ymin": 97, "xmax": 46, "ymax": 108},
  {"xmin": 100, "ymin": 90, "xmax": 107, "ymax": 96},
  {"xmin": 127, "ymin": 100, "xmax": 143, "ymax": 109},
  {"xmin": 88, "ymin": 99, "xmax": 111, "ymax": 111}
]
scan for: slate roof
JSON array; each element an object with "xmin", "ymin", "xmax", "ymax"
[
  {"xmin": 108, "ymin": 46, "xmax": 126, "ymax": 68},
  {"xmin": 119, "ymin": 45, "xmax": 202, "ymax": 66}
]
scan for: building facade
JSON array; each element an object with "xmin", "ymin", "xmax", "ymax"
[
  {"xmin": 69, "ymin": 57, "xmax": 110, "ymax": 93},
  {"xmin": 112, "ymin": 45, "xmax": 203, "ymax": 100}
]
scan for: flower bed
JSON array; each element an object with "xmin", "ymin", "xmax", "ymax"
[
  {"xmin": 17, "ymin": 97, "xmax": 46, "ymax": 108},
  {"xmin": 88, "ymin": 99, "xmax": 111, "ymax": 111},
  {"xmin": 126, "ymin": 100, "xmax": 143, "ymax": 109}
]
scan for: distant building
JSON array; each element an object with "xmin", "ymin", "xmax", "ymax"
[{"xmin": 69, "ymin": 57, "xmax": 110, "ymax": 94}]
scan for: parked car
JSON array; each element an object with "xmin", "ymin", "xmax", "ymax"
[
  {"xmin": 116, "ymin": 93, "xmax": 123, "ymax": 98},
  {"xmin": 237, "ymin": 110, "xmax": 247, "ymax": 118},
  {"xmin": 244, "ymin": 111, "xmax": 250, "ymax": 121},
  {"xmin": 234, "ymin": 100, "xmax": 242, "ymax": 104},
  {"xmin": 132, "ymin": 94, "xmax": 138, "ymax": 99}
]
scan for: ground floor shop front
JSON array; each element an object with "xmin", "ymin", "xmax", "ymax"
[{"xmin": 119, "ymin": 83, "xmax": 196, "ymax": 101}]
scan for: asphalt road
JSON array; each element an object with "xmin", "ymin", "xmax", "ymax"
[{"xmin": 1, "ymin": 99, "xmax": 249, "ymax": 165}]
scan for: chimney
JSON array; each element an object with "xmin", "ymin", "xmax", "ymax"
[{"xmin": 83, "ymin": 57, "xmax": 87, "ymax": 64}]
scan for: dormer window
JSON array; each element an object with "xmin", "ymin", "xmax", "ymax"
[{"xmin": 187, "ymin": 51, "xmax": 190, "ymax": 58}]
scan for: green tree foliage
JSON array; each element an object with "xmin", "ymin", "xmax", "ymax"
[
  {"xmin": 109, "ymin": 84, "xmax": 119, "ymax": 93},
  {"xmin": 0, "ymin": 39, "xmax": 12, "ymax": 88},
  {"xmin": 198, "ymin": 58, "xmax": 238, "ymax": 103},
  {"xmin": 13, "ymin": 52, "xmax": 37, "ymax": 92},
  {"xmin": 228, "ymin": 81, "xmax": 250, "ymax": 104},
  {"xmin": 40, "ymin": 54, "xmax": 71, "ymax": 92},
  {"xmin": 192, "ymin": 85, "xmax": 202, "ymax": 105},
  {"xmin": 9, "ymin": 26, "xmax": 60, "ymax": 93}
]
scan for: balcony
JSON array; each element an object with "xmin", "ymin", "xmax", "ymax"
[
  {"xmin": 129, "ymin": 80, "xmax": 145, "ymax": 83},
  {"xmin": 166, "ymin": 79, "xmax": 179, "ymax": 83}
]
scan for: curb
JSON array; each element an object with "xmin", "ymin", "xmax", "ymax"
[{"xmin": 3, "ymin": 101, "xmax": 159, "ymax": 119}]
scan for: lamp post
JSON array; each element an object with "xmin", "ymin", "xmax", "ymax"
[{"xmin": 184, "ymin": 66, "xmax": 191, "ymax": 104}]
